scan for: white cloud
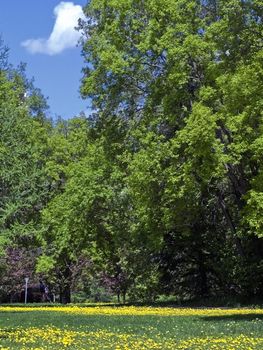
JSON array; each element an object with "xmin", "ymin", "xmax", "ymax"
[{"xmin": 21, "ymin": 2, "xmax": 85, "ymax": 55}]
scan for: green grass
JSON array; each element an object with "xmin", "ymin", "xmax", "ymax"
[{"xmin": 0, "ymin": 306, "xmax": 263, "ymax": 349}]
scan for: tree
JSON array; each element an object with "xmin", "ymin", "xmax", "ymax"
[
  {"xmin": 0, "ymin": 44, "xmax": 51, "ymax": 299},
  {"xmin": 79, "ymin": 0, "xmax": 263, "ymax": 299}
]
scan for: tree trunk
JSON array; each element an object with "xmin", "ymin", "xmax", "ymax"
[
  {"xmin": 198, "ymin": 250, "xmax": 209, "ymax": 297},
  {"xmin": 218, "ymin": 193, "xmax": 245, "ymax": 257},
  {"xmin": 122, "ymin": 290, "xmax": 126, "ymax": 304},
  {"xmin": 61, "ymin": 285, "xmax": 71, "ymax": 304},
  {"xmin": 59, "ymin": 265, "xmax": 71, "ymax": 304},
  {"xmin": 193, "ymin": 224, "xmax": 209, "ymax": 297}
]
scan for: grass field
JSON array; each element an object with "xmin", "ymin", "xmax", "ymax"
[{"xmin": 0, "ymin": 305, "xmax": 263, "ymax": 349}]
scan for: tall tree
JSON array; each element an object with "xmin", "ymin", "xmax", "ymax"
[{"xmin": 79, "ymin": 0, "xmax": 263, "ymax": 299}]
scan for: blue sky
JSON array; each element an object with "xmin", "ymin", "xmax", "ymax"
[{"xmin": 0, "ymin": 0, "xmax": 90, "ymax": 119}]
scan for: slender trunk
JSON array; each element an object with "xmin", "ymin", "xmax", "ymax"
[
  {"xmin": 198, "ymin": 250, "xmax": 209, "ymax": 297},
  {"xmin": 193, "ymin": 224, "xmax": 209, "ymax": 297},
  {"xmin": 59, "ymin": 285, "xmax": 63, "ymax": 304},
  {"xmin": 217, "ymin": 124, "xmax": 249, "ymax": 208},
  {"xmin": 218, "ymin": 194, "xmax": 245, "ymax": 257},
  {"xmin": 224, "ymin": 163, "xmax": 248, "ymax": 209},
  {"xmin": 59, "ymin": 266, "xmax": 71, "ymax": 304},
  {"xmin": 61, "ymin": 286, "xmax": 71, "ymax": 304},
  {"xmin": 122, "ymin": 290, "xmax": 126, "ymax": 304}
]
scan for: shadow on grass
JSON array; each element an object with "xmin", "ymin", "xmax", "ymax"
[
  {"xmin": 201, "ymin": 314, "xmax": 263, "ymax": 322},
  {"xmin": 2, "ymin": 298, "xmax": 263, "ymax": 310},
  {"xmin": 0, "ymin": 301, "xmax": 179, "ymax": 308},
  {"xmin": 0, "ymin": 310, "xmax": 31, "ymax": 314}
]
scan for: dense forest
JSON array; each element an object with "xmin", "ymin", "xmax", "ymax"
[{"xmin": 0, "ymin": 0, "xmax": 263, "ymax": 304}]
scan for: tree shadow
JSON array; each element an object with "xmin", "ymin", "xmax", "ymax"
[
  {"xmin": 201, "ymin": 314, "xmax": 263, "ymax": 322},
  {"xmin": 0, "ymin": 311, "xmax": 29, "ymax": 314}
]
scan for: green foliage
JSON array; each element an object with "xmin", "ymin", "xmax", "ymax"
[
  {"xmin": 1, "ymin": 1, "xmax": 263, "ymax": 303},
  {"xmin": 36, "ymin": 255, "xmax": 56, "ymax": 274},
  {"xmin": 78, "ymin": 0, "xmax": 263, "ymax": 300}
]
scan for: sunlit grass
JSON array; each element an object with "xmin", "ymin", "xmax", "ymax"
[{"xmin": 0, "ymin": 306, "xmax": 263, "ymax": 349}]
